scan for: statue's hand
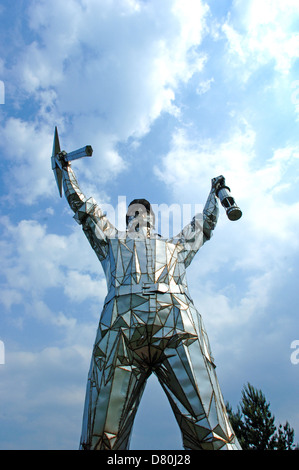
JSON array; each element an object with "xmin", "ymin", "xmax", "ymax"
[
  {"xmin": 211, "ymin": 175, "xmax": 225, "ymax": 192},
  {"xmin": 54, "ymin": 151, "xmax": 70, "ymax": 170}
]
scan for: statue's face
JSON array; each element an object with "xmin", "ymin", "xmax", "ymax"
[{"xmin": 126, "ymin": 201, "xmax": 155, "ymax": 236}]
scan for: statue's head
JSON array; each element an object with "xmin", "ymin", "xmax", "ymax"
[{"xmin": 126, "ymin": 199, "xmax": 155, "ymax": 234}]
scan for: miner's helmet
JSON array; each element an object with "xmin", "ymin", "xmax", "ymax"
[{"xmin": 126, "ymin": 198, "xmax": 155, "ymax": 229}]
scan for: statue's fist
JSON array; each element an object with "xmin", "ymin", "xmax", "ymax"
[
  {"xmin": 211, "ymin": 175, "xmax": 225, "ymax": 191},
  {"xmin": 55, "ymin": 151, "xmax": 70, "ymax": 170}
]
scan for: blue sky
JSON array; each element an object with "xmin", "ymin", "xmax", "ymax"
[{"xmin": 0, "ymin": 0, "xmax": 299, "ymax": 450}]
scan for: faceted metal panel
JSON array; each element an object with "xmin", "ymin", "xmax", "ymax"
[{"xmin": 57, "ymin": 162, "xmax": 241, "ymax": 450}]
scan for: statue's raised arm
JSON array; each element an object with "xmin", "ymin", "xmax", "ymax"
[
  {"xmin": 51, "ymin": 127, "xmax": 117, "ymax": 261},
  {"xmin": 173, "ymin": 175, "xmax": 242, "ymax": 268},
  {"xmin": 171, "ymin": 176, "xmax": 221, "ymax": 268}
]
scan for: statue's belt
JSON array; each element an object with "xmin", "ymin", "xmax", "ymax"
[{"xmin": 104, "ymin": 282, "xmax": 191, "ymax": 304}]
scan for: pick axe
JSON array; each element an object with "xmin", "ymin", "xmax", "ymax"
[{"xmin": 51, "ymin": 126, "xmax": 93, "ymax": 197}]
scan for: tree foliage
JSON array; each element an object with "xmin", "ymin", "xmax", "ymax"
[{"xmin": 226, "ymin": 383, "xmax": 298, "ymax": 450}]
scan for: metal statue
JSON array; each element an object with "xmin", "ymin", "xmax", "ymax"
[{"xmin": 52, "ymin": 127, "xmax": 242, "ymax": 450}]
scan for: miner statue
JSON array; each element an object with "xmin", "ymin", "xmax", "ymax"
[{"xmin": 51, "ymin": 127, "xmax": 242, "ymax": 450}]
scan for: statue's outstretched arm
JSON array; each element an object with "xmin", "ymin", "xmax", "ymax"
[
  {"xmin": 61, "ymin": 160, "xmax": 116, "ymax": 260},
  {"xmin": 172, "ymin": 176, "xmax": 223, "ymax": 267},
  {"xmin": 202, "ymin": 175, "xmax": 223, "ymax": 241},
  {"xmin": 52, "ymin": 130, "xmax": 116, "ymax": 261},
  {"xmin": 62, "ymin": 162, "xmax": 88, "ymax": 214}
]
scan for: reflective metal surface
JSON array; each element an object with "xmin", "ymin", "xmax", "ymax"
[
  {"xmin": 52, "ymin": 131, "xmax": 241, "ymax": 450},
  {"xmin": 215, "ymin": 180, "xmax": 242, "ymax": 221}
]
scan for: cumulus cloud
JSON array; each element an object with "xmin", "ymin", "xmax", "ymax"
[
  {"xmin": 222, "ymin": 0, "xmax": 299, "ymax": 77},
  {"xmin": 0, "ymin": 214, "xmax": 102, "ymax": 448},
  {"xmin": 0, "ymin": 119, "xmax": 54, "ymax": 204},
  {"xmin": 154, "ymin": 120, "xmax": 255, "ymax": 207},
  {"xmin": 155, "ymin": 122, "xmax": 299, "ymax": 240},
  {"xmin": 0, "ymin": 344, "xmax": 88, "ymax": 449},
  {"xmin": 0, "ymin": 0, "xmax": 211, "ymax": 205},
  {"xmin": 0, "ymin": 214, "xmax": 101, "ymax": 448},
  {"xmin": 0, "ymin": 216, "xmax": 107, "ymax": 316}
]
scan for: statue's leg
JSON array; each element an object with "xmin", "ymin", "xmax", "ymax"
[
  {"xmin": 155, "ymin": 339, "xmax": 241, "ymax": 450},
  {"xmin": 79, "ymin": 328, "xmax": 149, "ymax": 450}
]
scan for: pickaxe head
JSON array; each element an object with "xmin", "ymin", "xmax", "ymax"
[{"xmin": 52, "ymin": 126, "xmax": 63, "ymax": 197}]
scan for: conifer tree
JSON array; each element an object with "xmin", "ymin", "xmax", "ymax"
[{"xmin": 226, "ymin": 383, "xmax": 297, "ymax": 450}]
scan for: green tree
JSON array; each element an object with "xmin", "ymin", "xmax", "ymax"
[
  {"xmin": 227, "ymin": 383, "xmax": 298, "ymax": 450},
  {"xmin": 272, "ymin": 421, "xmax": 296, "ymax": 450}
]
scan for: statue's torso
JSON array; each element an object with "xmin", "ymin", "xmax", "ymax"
[
  {"xmin": 101, "ymin": 236, "xmax": 190, "ymax": 301},
  {"xmin": 96, "ymin": 236, "xmax": 198, "ymax": 359}
]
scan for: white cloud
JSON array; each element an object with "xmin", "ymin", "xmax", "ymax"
[
  {"xmin": 154, "ymin": 120, "xmax": 255, "ymax": 203},
  {"xmin": 64, "ymin": 270, "xmax": 106, "ymax": 303},
  {"xmin": 0, "ymin": 214, "xmax": 102, "ymax": 448},
  {"xmin": 0, "ymin": 216, "xmax": 107, "ymax": 314},
  {"xmin": 196, "ymin": 77, "xmax": 214, "ymax": 95},
  {"xmin": 0, "ymin": 215, "xmax": 106, "ymax": 449},
  {"xmin": 0, "ymin": 0, "xmax": 212, "ymax": 206},
  {"xmin": 0, "ymin": 118, "xmax": 54, "ymax": 204},
  {"xmin": 0, "ymin": 344, "xmax": 88, "ymax": 449},
  {"xmin": 222, "ymin": 0, "xmax": 299, "ymax": 77},
  {"xmin": 155, "ymin": 122, "xmax": 299, "ymax": 242}
]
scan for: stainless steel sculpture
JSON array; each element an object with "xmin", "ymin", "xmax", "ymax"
[{"xmin": 52, "ymin": 128, "xmax": 242, "ymax": 450}]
